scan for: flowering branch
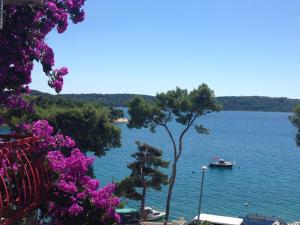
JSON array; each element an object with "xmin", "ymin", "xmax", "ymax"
[
  {"xmin": 0, "ymin": 0, "xmax": 85, "ymax": 123},
  {"xmin": 20, "ymin": 120, "xmax": 120, "ymax": 225}
]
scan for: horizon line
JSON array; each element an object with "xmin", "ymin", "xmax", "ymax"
[{"xmin": 31, "ymin": 90, "xmax": 300, "ymax": 100}]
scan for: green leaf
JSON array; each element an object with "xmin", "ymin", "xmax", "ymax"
[{"xmin": 195, "ymin": 124, "xmax": 209, "ymax": 134}]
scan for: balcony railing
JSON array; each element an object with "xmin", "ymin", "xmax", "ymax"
[{"xmin": 0, "ymin": 135, "xmax": 51, "ymax": 225}]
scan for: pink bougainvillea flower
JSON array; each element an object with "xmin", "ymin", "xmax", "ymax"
[
  {"xmin": 0, "ymin": 0, "xmax": 86, "ymax": 124},
  {"xmin": 20, "ymin": 120, "xmax": 120, "ymax": 224}
]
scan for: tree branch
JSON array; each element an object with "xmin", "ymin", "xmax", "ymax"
[
  {"xmin": 164, "ymin": 109, "xmax": 172, "ymax": 125},
  {"xmin": 162, "ymin": 124, "xmax": 177, "ymax": 161},
  {"xmin": 177, "ymin": 113, "xmax": 198, "ymax": 160}
]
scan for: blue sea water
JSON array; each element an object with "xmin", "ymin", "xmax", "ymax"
[
  {"xmin": 1, "ymin": 111, "xmax": 299, "ymax": 222},
  {"xmin": 92, "ymin": 111, "xmax": 300, "ymax": 222}
]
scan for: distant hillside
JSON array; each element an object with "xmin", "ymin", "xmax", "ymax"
[
  {"xmin": 30, "ymin": 90, "xmax": 154, "ymax": 106},
  {"xmin": 31, "ymin": 91, "xmax": 300, "ymax": 112},
  {"xmin": 62, "ymin": 93, "xmax": 155, "ymax": 107},
  {"xmin": 217, "ymin": 96, "xmax": 300, "ymax": 112}
]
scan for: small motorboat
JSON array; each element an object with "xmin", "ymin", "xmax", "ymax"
[
  {"xmin": 144, "ymin": 206, "xmax": 165, "ymax": 221},
  {"xmin": 209, "ymin": 159, "xmax": 234, "ymax": 168}
]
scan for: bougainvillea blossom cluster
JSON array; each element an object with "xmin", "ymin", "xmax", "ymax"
[
  {"xmin": 21, "ymin": 120, "xmax": 120, "ymax": 225},
  {"xmin": 0, "ymin": 0, "xmax": 85, "ymax": 123},
  {"xmin": 0, "ymin": 1, "xmax": 121, "ymax": 223}
]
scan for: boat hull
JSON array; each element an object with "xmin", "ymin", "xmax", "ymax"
[
  {"xmin": 209, "ymin": 163, "xmax": 233, "ymax": 168},
  {"xmin": 147, "ymin": 213, "xmax": 165, "ymax": 221}
]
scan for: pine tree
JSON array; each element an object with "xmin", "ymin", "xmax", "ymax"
[{"xmin": 116, "ymin": 142, "xmax": 169, "ymax": 220}]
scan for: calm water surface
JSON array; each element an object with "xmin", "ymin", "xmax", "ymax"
[
  {"xmin": 92, "ymin": 111, "xmax": 300, "ymax": 222},
  {"xmin": 2, "ymin": 111, "xmax": 299, "ymax": 221}
]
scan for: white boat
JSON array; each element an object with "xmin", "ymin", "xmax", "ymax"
[
  {"xmin": 209, "ymin": 158, "xmax": 234, "ymax": 168},
  {"xmin": 144, "ymin": 206, "xmax": 165, "ymax": 221}
]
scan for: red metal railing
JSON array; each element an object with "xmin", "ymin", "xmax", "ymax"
[{"xmin": 0, "ymin": 135, "xmax": 51, "ymax": 225}]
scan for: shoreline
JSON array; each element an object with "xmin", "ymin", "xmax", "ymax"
[{"xmin": 113, "ymin": 118, "xmax": 129, "ymax": 123}]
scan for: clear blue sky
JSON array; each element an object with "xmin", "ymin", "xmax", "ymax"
[{"xmin": 31, "ymin": 0, "xmax": 300, "ymax": 98}]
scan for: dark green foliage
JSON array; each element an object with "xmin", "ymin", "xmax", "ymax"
[
  {"xmin": 128, "ymin": 84, "xmax": 221, "ymax": 133},
  {"xmin": 127, "ymin": 97, "xmax": 161, "ymax": 130},
  {"xmin": 217, "ymin": 96, "xmax": 300, "ymax": 112},
  {"xmin": 0, "ymin": 94, "xmax": 121, "ymax": 156},
  {"xmin": 189, "ymin": 221, "xmax": 213, "ymax": 225},
  {"xmin": 115, "ymin": 142, "xmax": 169, "ymax": 216},
  {"xmin": 289, "ymin": 105, "xmax": 300, "ymax": 146},
  {"xmin": 201, "ymin": 221, "xmax": 213, "ymax": 225},
  {"xmin": 116, "ymin": 177, "xmax": 142, "ymax": 201},
  {"xmin": 54, "ymin": 106, "xmax": 121, "ymax": 156},
  {"xmin": 195, "ymin": 125, "xmax": 209, "ymax": 134},
  {"xmin": 109, "ymin": 107, "xmax": 125, "ymax": 120},
  {"xmin": 31, "ymin": 90, "xmax": 155, "ymax": 107}
]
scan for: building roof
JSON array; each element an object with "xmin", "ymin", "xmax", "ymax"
[
  {"xmin": 193, "ymin": 214, "xmax": 243, "ymax": 225},
  {"xmin": 116, "ymin": 208, "xmax": 138, "ymax": 214},
  {"xmin": 243, "ymin": 214, "xmax": 287, "ymax": 225}
]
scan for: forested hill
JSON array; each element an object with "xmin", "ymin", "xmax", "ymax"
[
  {"xmin": 31, "ymin": 90, "xmax": 155, "ymax": 107},
  {"xmin": 31, "ymin": 91, "xmax": 300, "ymax": 112},
  {"xmin": 217, "ymin": 96, "xmax": 300, "ymax": 112},
  {"xmin": 61, "ymin": 93, "xmax": 154, "ymax": 107}
]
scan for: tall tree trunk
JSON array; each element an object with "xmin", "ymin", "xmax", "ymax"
[
  {"xmin": 164, "ymin": 161, "xmax": 177, "ymax": 225},
  {"xmin": 140, "ymin": 182, "xmax": 147, "ymax": 221}
]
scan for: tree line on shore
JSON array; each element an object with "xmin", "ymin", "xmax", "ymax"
[{"xmin": 31, "ymin": 90, "xmax": 300, "ymax": 112}]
